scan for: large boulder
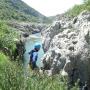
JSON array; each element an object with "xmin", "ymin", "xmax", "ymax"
[
  {"xmin": 42, "ymin": 28, "xmax": 78, "ymax": 74},
  {"xmin": 41, "ymin": 21, "xmax": 61, "ymax": 52},
  {"xmin": 42, "ymin": 48, "xmax": 66, "ymax": 74},
  {"xmin": 42, "ymin": 11, "xmax": 90, "ymax": 88}
]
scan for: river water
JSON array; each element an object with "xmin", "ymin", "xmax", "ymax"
[{"xmin": 24, "ymin": 33, "xmax": 44, "ymax": 68}]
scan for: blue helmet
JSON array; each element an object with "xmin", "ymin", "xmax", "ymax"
[{"xmin": 34, "ymin": 43, "xmax": 41, "ymax": 49}]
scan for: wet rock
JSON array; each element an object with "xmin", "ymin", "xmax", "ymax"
[{"xmin": 23, "ymin": 33, "xmax": 29, "ymax": 37}]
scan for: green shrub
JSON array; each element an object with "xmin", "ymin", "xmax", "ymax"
[
  {"xmin": 65, "ymin": 4, "xmax": 86, "ymax": 18},
  {"xmin": 0, "ymin": 21, "xmax": 18, "ymax": 55},
  {"xmin": 65, "ymin": 0, "xmax": 90, "ymax": 18},
  {"xmin": 0, "ymin": 52, "xmax": 25, "ymax": 90},
  {"xmin": 0, "ymin": 52, "xmax": 79, "ymax": 90}
]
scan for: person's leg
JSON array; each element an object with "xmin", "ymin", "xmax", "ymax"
[
  {"xmin": 29, "ymin": 61, "xmax": 33, "ymax": 70},
  {"xmin": 32, "ymin": 62, "xmax": 36, "ymax": 70}
]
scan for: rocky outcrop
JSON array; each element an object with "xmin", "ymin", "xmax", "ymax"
[
  {"xmin": 8, "ymin": 22, "xmax": 47, "ymax": 34},
  {"xmin": 41, "ymin": 11, "xmax": 90, "ymax": 88},
  {"xmin": 41, "ymin": 21, "xmax": 61, "ymax": 52}
]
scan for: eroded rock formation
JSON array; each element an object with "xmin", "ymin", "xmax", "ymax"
[{"xmin": 41, "ymin": 11, "xmax": 90, "ymax": 88}]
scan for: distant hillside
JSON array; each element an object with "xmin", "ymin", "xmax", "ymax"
[{"xmin": 0, "ymin": 0, "xmax": 51, "ymax": 23}]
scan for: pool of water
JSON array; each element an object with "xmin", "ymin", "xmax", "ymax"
[{"xmin": 24, "ymin": 33, "xmax": 44, "ymax": 68}]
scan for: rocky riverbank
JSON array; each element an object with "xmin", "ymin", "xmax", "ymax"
[
  {"xmin": 41, "ymin": 10, "xmax": 90, "ymax": 88},
  {"xmin": 8, "ymin": 21, "xmax": 47, "ymax": 35}
]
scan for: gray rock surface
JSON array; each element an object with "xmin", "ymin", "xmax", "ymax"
[
  {"xmin": 41, "ymin": 11, "xmax": 90, "ymax": 87},
  {"xmin": 8, "ymin": 22, "xmax": 47, "ymax": 34},
  {"xmin": 41, "ymin": 21, "xmax": 61, "ymax": 52}
]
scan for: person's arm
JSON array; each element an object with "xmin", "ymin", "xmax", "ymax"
[
  {"xmin": 28, "ymin": 51, "xmax": 32, "ymax": 55},
  {"xmin": 32, "ymin": 52, "xmax": 38, "ymax": 62}
]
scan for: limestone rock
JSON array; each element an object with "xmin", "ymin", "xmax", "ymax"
[
  {"xmin": 42, "ymin": 11, "xmax": 90, "ymax": 87},
  {"xmin": 41, "ymin": 21, "xmax": 61, "ymax": 52}
]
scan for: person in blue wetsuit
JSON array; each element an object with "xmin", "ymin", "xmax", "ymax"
[{"xmin": 29, "ymin": 43, "xmax": 41, "ymax": 70}]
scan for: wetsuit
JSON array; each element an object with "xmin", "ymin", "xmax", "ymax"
[{"xmin": 29, "ymin": 49, "xmax": 38, "ymax": 70}]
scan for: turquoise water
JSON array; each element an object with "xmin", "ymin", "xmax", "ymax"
[{"xmin": 24, "ymin": 33, "xmax": 44, "ymax": 68}]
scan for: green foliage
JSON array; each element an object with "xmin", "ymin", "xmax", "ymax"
[
  {"xmin": 0, "ymin": 21, "xmax": 18, "ymax": 54},
  {"xmin": 0, "ymin": 56, "xmax": 67, "ymax": 90},
  {"xmin": 65, "ymin": 0, "xmax": 90, "ymax": 18},
  {"xmin": 65, "ymin": 4, "xmax": 85, "ymax": 18},
  {"xmin": 0, "ymin": 0, "xmax": 51, "ymax": 23},
  {"xmin": 0, "ymin": 52, "xmax": 9, "ymax": 64},
  {"xmin": 0, "ymin": 52, "xmax": 25, "ymax": 90},
  {"xmin": 0, "ymin": 52, "xmax": 79, "ymax": 90},
  {"xmin": 25, "ymin": 74, "xmax": 68, "ymax": 90},
  {"xmin": 84, "ymin": 0, "xmax": 90, "ymax": 5}
]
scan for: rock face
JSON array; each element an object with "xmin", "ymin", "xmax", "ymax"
[
  {"xmin": 41, "ymin": 21, "xmax": 61, "ymax": 52},
  {"xmin": 8, "ymin": 22, "xmax": 47, "ymax": 34},
  {"xmin": 42, "ymin": 11, "xmax": 90, "ymax": 88}
]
